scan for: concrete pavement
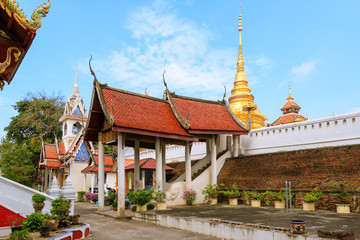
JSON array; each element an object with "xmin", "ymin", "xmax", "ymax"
[{"xmin": 75, "ymin": 202, "xmax": 217, "ymax": 240}]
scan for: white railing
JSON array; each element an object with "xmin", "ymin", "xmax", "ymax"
[{"xmin": 0, "ymin": 176, "xmax": 55, "ymax": 217}]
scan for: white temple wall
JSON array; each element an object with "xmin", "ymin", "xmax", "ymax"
[
  {"xmin": 240, "ymin": 112, "xmax": 360, "ymax": 155},
  {"xmin": 105, "ymin": 173, "xmax": 116, "ymax": 190},
  {"xmin": 70, "ymin": 163, "xmax": 91, "ymax": 192}
]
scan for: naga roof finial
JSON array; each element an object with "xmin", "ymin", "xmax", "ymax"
[
  {"xmin": 89, "ymin": 55, "xmax": 98, "ymax": 84},
  {"xmin": 162, "ymin": 69, "xmax": 168, "ymax": 91},
  {"xmin": 223, "ymin": 85, "xmax": 227, "ymax": 102}
]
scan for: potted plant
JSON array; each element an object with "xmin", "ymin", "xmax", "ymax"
[
  {"xmin": 202, "ymin": 184, "xmax": 218, "ymax": 205},
  {"xmin": 153, "ymin": 189, "xmax": 167, "ymax": 210},
  {"xmin": 32, "ymin": 193, "xmax": 46, "ymax": 213},
  {"xmin": 303, "ymin": 187, "xmax": 322, "ymax": 211},
  {"xmin": 250, "ymin": 192, "xmax": 263, "ymax": 207},
  {"xmin": 222, "ymin": 184, "xmax": 241, "ymax": 206},
  {"xmin": 112, "ymin": 201, "xmax": 118, "ymax": 211},
  {"xmin": 6, "ymin": 213, "xmax": 24, "ymax": 233},
  {"xmin": 262, "ymin": 191, "xmax": 275, "ymax": 207},
  {"xmin": 48, "ymin": 215, "xmax": 60, "ymax": 231},
  {"xmin": 40, "ymin": 215, "xmax": 50, "ymax": 237},
  {"xmin": 128, "ymin": 189, "xmax": 154, "ymax": 211},
  {"xmin": 181, "ymin": 189, "xmax": 197, "ymax": 206},
  {"xmin": 242, "ymin": 190, "xmax": 252, "ymax": 205},
  {"xmin": 50, "ymin": 195, "xmax": 71, "ymax": 226},
  {"xmin": 275, "ymin": 188, "xmax": 286, "ymax": 209},
  {"xmin": 22, "ymin": 212, "xmax": 44, "ymax": 232},
  {"xmin": 332, "ymin": 181, "xmax": 350, "ymax": 213}
]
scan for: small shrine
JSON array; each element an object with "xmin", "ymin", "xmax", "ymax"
[{"xmin": 271, "ymin": 83, "xmax": 307, "ymax": 126}]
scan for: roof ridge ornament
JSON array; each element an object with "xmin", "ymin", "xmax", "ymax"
[
  {"xmin": 286, "ymin": 81, "xmax": 295, "ymax": 100},
  {"xmin": 222, "ymin": 85, "xmax": 227, "ymax": 102},
  {"xmin": 162, "ymin": 69, "xmax": 169, "ymax": 91},
  {"xmin": 89, "ymin": 55, "xmax": 98, "ymax": 85}
]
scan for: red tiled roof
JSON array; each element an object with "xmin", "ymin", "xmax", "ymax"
[
  {"xmin": 91, "ymin": 166, "xmax": 113, "ymax": 173},
  {"xmin": 93, "ymin": 155, "xmax": 114, "ymax": 166},
  {"xmin": 280, "ymin": 100, "xmax": 301, "ymax": 111},
  {"xmin": 58, "ymin": 142, "xmax": 65, "ymax": 155},
  {"xmin": 171, "ymin": 95, "xmax": 247, "ymax": 134},
  {"xmin": 81, "ymin": 166, "xmax": 93, "ymax": 173},
  {"xmin": 271, "ymin": 113, "xmax": 306, "ymax": 126},
  {"xmin": 125, "ymin": 158, "xmax": 173, "ymax": 171},
  {"xmin": 44, "ymin": 145, "xmax": 58, "ymax": 159},
  {"xmin": 101, "ymin": 87, "xmax": 194, "ymax": 139},
  {"xmin": 46, "ymin": 160, "xmax": 61, "ymax": 169}
]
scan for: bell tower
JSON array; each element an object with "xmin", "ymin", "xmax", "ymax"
[{"xmin": 59, "ymin": 66, "xmax": 87, "ymax": 151}]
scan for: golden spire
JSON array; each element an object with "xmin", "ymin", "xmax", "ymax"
[
  {"xmin": 228, "ymin": 5, "xmax": 267, "ymax": 130},
  {"xmin": 286, "ymin": 81, "xmax": 295, "ymax": 100}
]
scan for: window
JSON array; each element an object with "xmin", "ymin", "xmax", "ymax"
[{"xmin": 72, "ymin": 122, "xmax": 82, "ymax": 135}]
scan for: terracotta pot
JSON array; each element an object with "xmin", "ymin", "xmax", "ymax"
[
  {"xmin": 229, "ymin": 198, "xmax": 238, "ymax": 206},
  {"xmin": 336, "ymin": 204, "xmax": 350, "ymax": 213},
  {"xmin": 49, "ymin": 220, "xmax": 59, "ymax": 230},
  {"xmin": 209, "ymin": 198, "xmax": 218, "ymax": 205},
  {"xmin": 157, "ymin": 202, "xmax": 167, "ymax": 210},
  {"xmin": 136, "ymin": 205, "xmax": 141, "ymax": 212},
  {"xmin": 251, "ymin": 199, "xmax": 261, "ymax": 207},
  {"xmin": 33, "ymin": 202, "xmax": 45, "ymax": 213},
  {"xmin": 275, "ymin": 201, "xmax": 285, "ymax": 209},
  {"xmin": 290, "ymin": 220, "xmax": 306, "ymax": 234},
  {"xmin": 303, "ymin": 202, "xmax": 315, "ymax": 211},
  {"xmin": 113, "ymin": 206, "xmax": 117, "ymax": 211}
]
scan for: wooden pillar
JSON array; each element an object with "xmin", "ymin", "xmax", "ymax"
[
  {"xmin": 211, "ymin": 135, "xmax": 217, "ymax": 185},
  {"xmin": 185, "ymin": 141, "xmax": 191, "ymax": 190},
  {"xmin": 155, "ymin": 137, "xmax": 163, "ymax": 191},
  {"xmin": 91, "ymin": 173, "xmax": 95, "ymax": 193},
  {"xmin": 98, "ymin": 133, "xmax": 105, "ymax": 212},
  {"xmin": 134, "ymin": 140, "xmax": 140, "ymax": 190},
  {"xmin": 162, "ymin": 144, "xmax": 166, "ymax": 186},
  {"xmin": 117, "ymin": 133, "xmax": 125, "ymax": 217},
  {"xmin": 233, "ymin": 135, "xmax": 239, "ymax": 157}
]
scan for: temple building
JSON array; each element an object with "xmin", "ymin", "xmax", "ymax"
[
  {"xmin": 271, "ymin": 83, "xmax": 307, "ymax": 126},
  {"xmin": 39, "ymin": 69, "xmax": 94, "ymax": 192},
  {"xmin": 0, "ymin": 0, "xmax": 50, "ymax": 91},
  {"xmin": 228, "ymin": 9, "xmax": 267, "ymax": 130}
]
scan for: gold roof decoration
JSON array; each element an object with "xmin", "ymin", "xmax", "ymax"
[
  {"xmin": 286, "ymin": 82, "xmax": 295, "ymax": 100},
  {"xmin": 228, "ymin": 6, "xmax": 267, "ymax": 130},
  {"xmin": 0, "ymin": 0, "xmax": 51, "ymax": 31}
]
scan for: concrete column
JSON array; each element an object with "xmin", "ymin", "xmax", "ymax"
[
  {"xmin": 134, "ymin": 140, "xmax": 140, "ymax": 190},
  {"xmin": 142, "ymin": 170, "xmax": 145, "ymax": 189},
  {"xmin": 155, "ymin": 137, "xmax": 163, "ymax": 191},
  {"xmin": 91, "ymin": 173, "xmax": 95, "ymax": 193},
  {"xmin": 233, "ymin": 135, "xmax": 239, "ymax": 157},
  {"xmin": 206, "ymin": 139, "xmax": 211, "ymax": 155},
  {"xmin": 162, "ymin": 144, "xmax": 166, "ymax": 185},
  {"xmin": 98, "ymin": 133, "xmax": 105, "ymax": 212},
  {"xmin": 238, "ymin": 135, "xmax": 241, "ymax": 156},
  {"xmin": 211, "ymin": 135, "xmax": 217, "ymax": 185},
  {"xmin": 185, "ymin": 141, "xmax": 191, "ymax": 190},
  {"xmin": 84, "ymin": 174, "xmax": 87, "ymax": 191},
  {"xmin": 117, "ymin": 133, "xmax": 125, "ymax": 217}
]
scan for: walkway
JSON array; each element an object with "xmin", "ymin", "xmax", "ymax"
[{"xmin": 75, "ymin": 202, "xmax": 217, "ymax": 240}]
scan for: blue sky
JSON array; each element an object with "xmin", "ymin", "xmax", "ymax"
[{"xmin": 1, "ymin": 0, "xmax": 360, "ymax": 137}]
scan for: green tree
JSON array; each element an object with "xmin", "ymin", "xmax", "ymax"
[{"xmin": 0, "ymin": 92, "xmax": 64, "ymax": 186}]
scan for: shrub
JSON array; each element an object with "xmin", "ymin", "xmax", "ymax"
[
  {"xmin": 85, "ymin": 192, "xmax": 98, "ymax": 202},
  {"xmin": 262, "ymin": 191, "xmax": 275, "ymax": 206},
  {"xmin": 32, "ymin": 194, "xmax": 46, "ymax": 203},
  {"xmin": 276, "ymin": 188, "xmax": 287, "ymax": 203},
  {"xmin": 222, "ymin": 184, "xmax": 241, "ymax": 199},
  {"xmin": 181, "ymin": 189, "xmax": 197, "ymax": 204},
  {"xmin": 332, "ymin": 181, "xmax": 349, "ymax": 203},
  {"xmin": 8, "ymin": 229, "xmax": 32, "ymax": 240},
  {"xmin": 23, "ymin": 213, "xmax": 44, "ymax": 232},
  {"xmin": 128, "ymin": 189, "xmax": 154, "ymax": 206},
  {"xmin": 77, "ymin": 191, "xmax": 86, "ymax": 202},
  {"xmin": 304, "ymin": 187, "xmax": 322, "ymax": 203},
  {"xmin": 147, "ymin": 203, "xmax": 155, "ymax": 210},
  {"xmin": 202, "ymin": 184, "xmax": 218, "ymax": 202},
  {"xmin": 153, "ymin": 189, "xmax": 166, "ymax": 203},
  {"xmin": 50, "ymin": 195, "xmax": 71, "ymax": 216},
  {"xmin": 131, "ymin": 206, "xmax": 137, "ymax": 212}
]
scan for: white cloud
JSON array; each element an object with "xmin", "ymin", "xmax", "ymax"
[
  {"xmin": 90, "ymin": 1, "xmax": 237, "ymax": 101},
  {"xmin": 291, "ymin": 60, "xmax": 317, "ymax": 81}
]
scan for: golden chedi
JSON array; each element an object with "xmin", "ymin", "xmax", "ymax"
[{"xmin": 228, "ymin": 8, "xmax": 267, "ymax": 130}]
